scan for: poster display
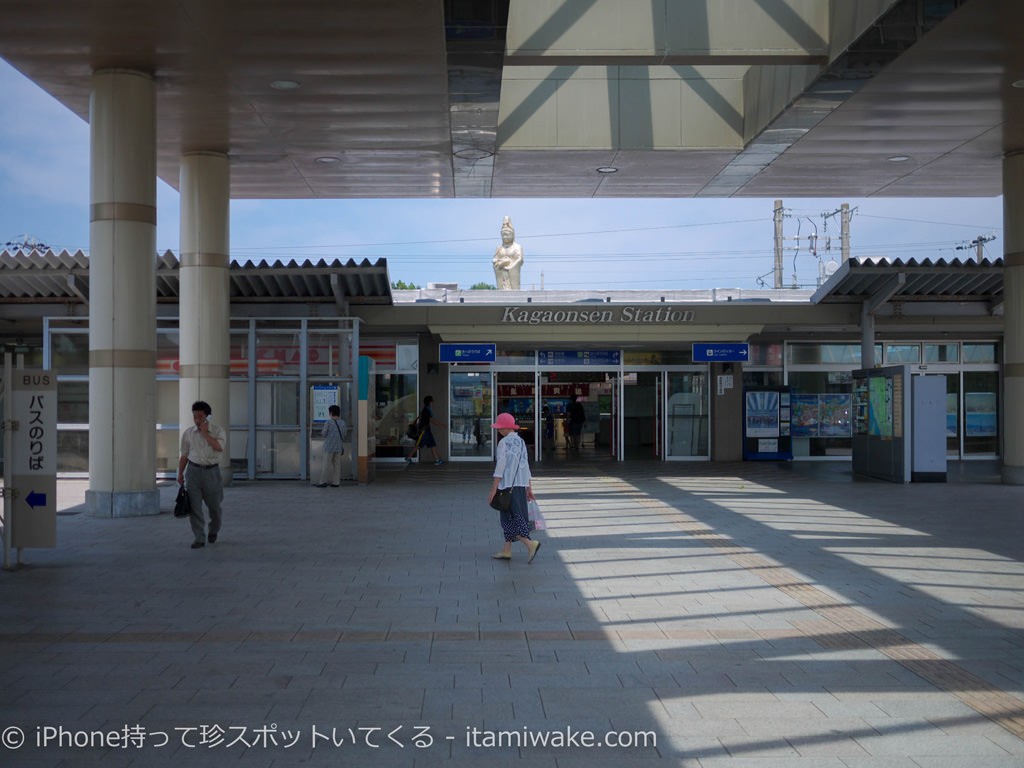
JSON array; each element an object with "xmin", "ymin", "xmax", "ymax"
[
  {"xmin": 744, "ymin": 390, "xmax": 780, "ymax": 437},
  {"xmin": 742, "ymin": 387, "xmax": 792, "ymax": 460},
  {"xmin": 791, "ymin": 394, "xmax": 852, "ymax": 438}
]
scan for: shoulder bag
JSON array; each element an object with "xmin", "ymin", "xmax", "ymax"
[{"xmin": 489, "ymin": 437, "xmax": 522, "ymax": 512}]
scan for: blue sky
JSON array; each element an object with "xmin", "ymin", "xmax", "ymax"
[{"xmin": 0, "ymin": 59, "xmax": 1004, "ymax": 291}]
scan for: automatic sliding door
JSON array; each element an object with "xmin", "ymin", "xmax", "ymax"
[
  {"xmin": 666, "ymin": 371, "xmax": 709, "ymax": 458},
  {"xmin": 449, "ymin": 371, "xmax": 492, "ymax": 459}
]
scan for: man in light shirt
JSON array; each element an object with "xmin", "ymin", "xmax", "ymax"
[{"xmin": 177, "ymin": 401, "xmax": 227, "ymax": 549}]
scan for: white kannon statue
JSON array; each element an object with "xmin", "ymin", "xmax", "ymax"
[{"xmin": 492, "ymin": 216, "xmax": 523, "ymax": 290}]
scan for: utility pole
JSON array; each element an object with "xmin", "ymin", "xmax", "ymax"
[
  {"xmin": 773, "ymin": 199, "xmax": 784, "ymax": 289},
  {"xmin": 840, "ymin": 202, "xmax": 851, "ymax": 262},
  {"xmin": 956, "ymin": 234, "xmax": 996, "ymax": 261}
]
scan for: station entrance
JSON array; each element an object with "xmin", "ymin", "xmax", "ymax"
[{"xmin": 448, "ymin": 366, "xmax": 710, "ymax": 464}]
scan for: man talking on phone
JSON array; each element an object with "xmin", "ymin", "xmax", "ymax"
[{"xmin": 177, "ymin": 401, "xmax": 227, "ymax": 549}]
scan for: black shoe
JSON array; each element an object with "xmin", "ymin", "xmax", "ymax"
[
  {"xmin": 314, "ymin": 483, "xmax": 327, "ymax": 488},
  {"xmin": 191, "ymin": 541, "xmax": 205, "ymax": 549},
  {"xmin": 207, "ymin": 533, "xmax": 217, "ymax": 544},
  {"xmin": 330, "ymin": 484, "xmax": 340, "ymax": 487}
]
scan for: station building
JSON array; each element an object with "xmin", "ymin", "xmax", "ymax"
[
  {"xmin": 0, "ymin": 0, "xmax": 1021, "ymax": 516},
  {"xmin": 0, "ymin": 248, "xmax": 1004, "ymax": 489}
]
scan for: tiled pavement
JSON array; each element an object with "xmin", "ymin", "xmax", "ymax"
[{"xmin": 1, "ymin": 461, "xmax": 1023, "ymax": 767}]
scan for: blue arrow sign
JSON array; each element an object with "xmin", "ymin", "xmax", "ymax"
[
  {"xmin": 26, "ymin": 491, "xmax": 47, "ymax": 509},
  {"xmin": 439, "ymin": 343, "xmax": 496, "ymax": 363},
  {"xmin": 693, "ymin": 343, "xmax": 750, "ymax": 362}
]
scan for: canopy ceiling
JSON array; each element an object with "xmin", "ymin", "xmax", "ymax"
[{"xmin": 0, "ymin": 0, "xmax": 1018, "ymax": 199}]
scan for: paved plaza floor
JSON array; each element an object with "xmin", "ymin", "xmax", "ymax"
[{"xmin": 1, "ymin": 461, "xmax": 1023, "ymax": 767}]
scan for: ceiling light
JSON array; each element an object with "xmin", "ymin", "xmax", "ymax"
[
  {"xmin": 887, "ymin": 155, "xmax": 910, "ymax": 163},
  {"xmin": 315, "ymin": 156, "xmax": 340, "ymax": 164},
  {"xmin": 596, "ymin": 166, "xmax": 618, "ymax": 174},
  {"xmin": 269, "ymin": 79, "xmax": 301, "ymax": 90},
  {"xmin": 1013, "ymin": 80, "xmax": 1024, "ymax": 89}
]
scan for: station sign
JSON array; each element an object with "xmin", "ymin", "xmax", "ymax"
[
  {"xmin": 538, "ymin": 350, "xmax": 621, "ymax": 366},
  {"xmin": 10, "ymin": 369, "xmax": 57, "ymax": 548},
  {"xmin": 439, "ymin": 343, "xmax": 496, "ymax": 363},
  {"xmin": 692, "ymin": 343, "xmax": 749, "ymax": 362}
]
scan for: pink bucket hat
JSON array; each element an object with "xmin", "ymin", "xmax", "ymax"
[{"xmin": 491, "ymin": 412, "xmax": 519, "ymax": 430}]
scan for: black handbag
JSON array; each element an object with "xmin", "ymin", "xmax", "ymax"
[
  {"xmin": 490, "ymin": 436, "xmax": 522, "ymax": 512},
  {"xmin": 173, "ymin": 485, "xmax": 192, "ymax": 518},
  {"xmin": 489, "ymin": 487, "xmax": 513, "ymax": 512}
]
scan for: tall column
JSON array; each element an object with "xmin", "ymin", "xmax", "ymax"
[
  {"xmin": 179, "ymin": 152, "xmax": 232, "ymax": 483},
  {"xmin": 1003, "ymin": 151, "xmax": 1024, "ymax": 484},
  {"xmin": 86, "ymin": 70, "xmax": 159, "ymax": 517}
]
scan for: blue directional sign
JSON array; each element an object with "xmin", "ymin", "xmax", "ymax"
[
  {"xmin": 538, "ymin": 350, "xmax": 621, "ymax": 366},
  {"xmin": 439, "ymin": 343, "xmax": 496, "ymax": 363},
  {"xmin": 692, "ymin": 343, "xmax": 749, "ymax": 362}
]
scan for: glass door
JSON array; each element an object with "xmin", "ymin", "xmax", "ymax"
[
  {"xmin": 449, "ymin": 370, "xmax": 492, "ymax": 460},
  {"xmin": 665, "ymin": 370, "xmax": 709, "ymax": 459},
  {"xmin": 622, "ymin": 371, "xmax": 661, "ymax": 459}
]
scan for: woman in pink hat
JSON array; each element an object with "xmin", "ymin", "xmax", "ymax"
[{"xmin": 488, "ymin": 412, "xmax": 541, "ymax": 563}]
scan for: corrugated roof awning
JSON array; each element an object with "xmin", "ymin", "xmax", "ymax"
[
  {"xmin": 811, "ymin": 257, "xmax": 1003, "ymax": 310},
  {"xmin": 0, "ymin": 250, "xmax": 393, "ymax": 305}
]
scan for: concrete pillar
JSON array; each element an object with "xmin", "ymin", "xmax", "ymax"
[
  {"xmin": 86, "ymin": 69, "xmax": 159, "ymax": 517},
  {"xmin": 178, "ymin": 152, "xmax": 231, "ymax": 484},
  {"xmin": 1002, "ymin": 151, "xmax": 1024, "ymax": 484}
]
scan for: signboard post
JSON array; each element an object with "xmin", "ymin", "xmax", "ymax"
[{"xmin": 3, "ymin": 360, "xmax": 57, "ymax": 567}]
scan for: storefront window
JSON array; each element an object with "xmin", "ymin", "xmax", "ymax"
[
  {"xmin": 255, "ymin": 330, "xmax": 303, "ymax": 376},
  {"xmin": 308, "ymin": 331, "xmax": 351, "ymax": 377},
  {"xmin": 788, "ymin": 343, "xmax": 864, "ymax": 366},
  {"xmin": 623, "ymin": 350, "xmax": 691, "ymax": 365},
  {"xmin": 886, "ymin": 344, "xmax": 921, "ymax": 364},
  {"xmin": 748, "ymin": 343, "xmax": 783, "ymax": 367},
  {"xmin": 963, "ymin": 371, "xmax": 998, "ymax": 455},
  {"xmin": 57, "ymin": 380, "xmax": 88, "ymax": 424},
  {"xmin": 963, "ymin": 343, "xmax": 998, "ymax": 364},
  {"xmin": 50, "ymin": 332, "xmax": 89, "ymax": 374},
  {"xmin": 57, "ymin": 429, "xmax": 88, "ymax": 473},
  {"xmin": 924, "ymin": 343, "xmax": 958, "ymax": 363}
]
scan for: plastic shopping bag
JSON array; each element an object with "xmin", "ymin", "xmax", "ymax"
[{"xmin": 527, "ymin": 499, "xmax": 546, "ymax": 531}]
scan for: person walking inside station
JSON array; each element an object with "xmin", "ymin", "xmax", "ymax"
[
  {"xmin": 315, "ymin": 404, "xmax": 347, "ymax": 487},
  {"xmin": 406, "ymin": 395, "xmax": 447, "ymax": 465},
  {"xmin": 177, "ymin": 400, "xmax": 227, "ymax": 549},
  {"xmin": 488, "ymin": 412, "xmax": 541, "ymax": 563},
  {"xmin": 567, "ymin": 393, "xmax": 586, "ymax": 451}
]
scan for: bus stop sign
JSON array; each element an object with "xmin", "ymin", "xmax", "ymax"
[{"xmin": 11, "ymin": 370, "xmax": 57, "ymax": 548}]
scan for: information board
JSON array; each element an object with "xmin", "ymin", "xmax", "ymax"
[{"xmin": 538, "ymin": 350, "xmax": 620, "ymax": 366}]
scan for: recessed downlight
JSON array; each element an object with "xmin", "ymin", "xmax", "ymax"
[
  {"xmin": 315, "ymin": 156, "xmax": 340, "ymax": 164},
  {"xmin": 270, "ymin": 79, "xmax": 301, "ymax": 90},
  {"xmin": 887, "ymin": 155, "xmax": 910, "ymax": 163},
  {"xmin": 596, "ymin": 166, "xmax": 618, "ymax": 174}
]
